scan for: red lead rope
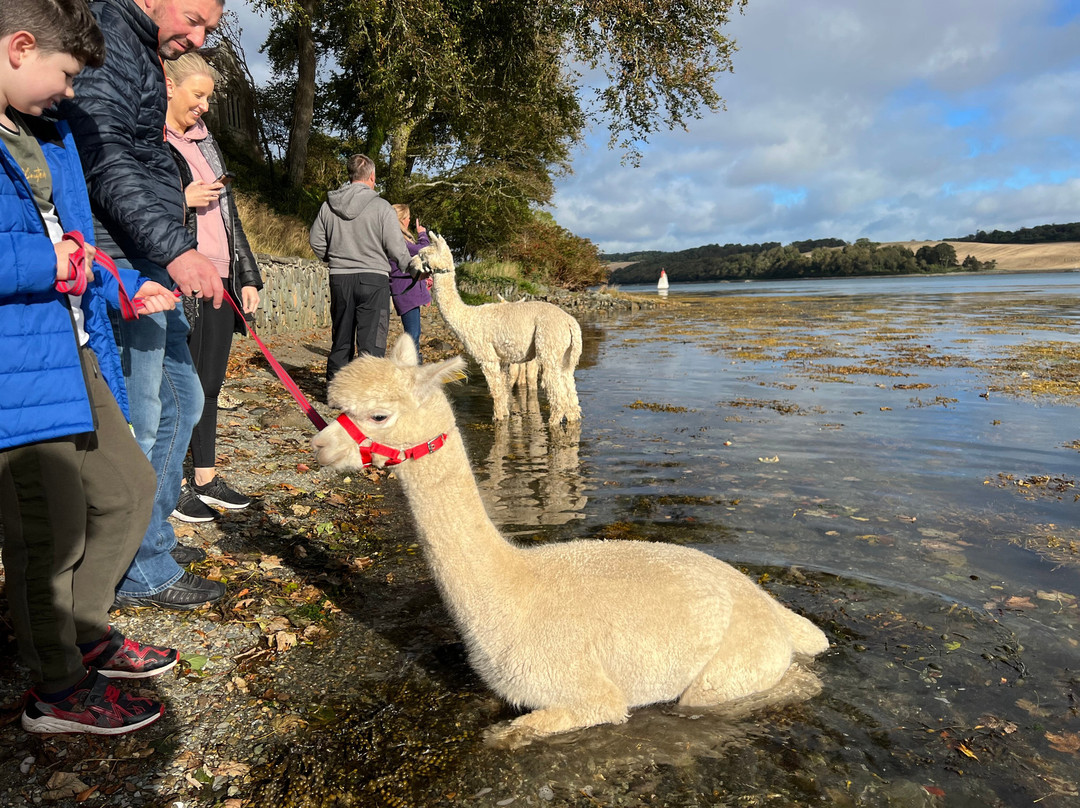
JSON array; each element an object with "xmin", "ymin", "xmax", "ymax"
[
  {"xmin": 220, "ymin": 289, "xmax": 448, "ymax": 467},
  {"xmin": 56, "ymin": 231, "xmax": 167, "ymax": 321}
]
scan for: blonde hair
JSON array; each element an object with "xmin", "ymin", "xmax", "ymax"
[
  {"xmin": 392, "ymin": 203, "xmax": 416, "ymax": 244},
  {"xmin": 163, "ymin": 52, "xmax": 222, "ymax": 87}
]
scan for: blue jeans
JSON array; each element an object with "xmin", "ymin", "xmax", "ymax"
[
  {"xmin": 111, "ymin": 260, "xmax": 204, "ymax": 596},
  {"xmin": 400, "ymin": 307, "xmax": 421, "ymax": 362}
]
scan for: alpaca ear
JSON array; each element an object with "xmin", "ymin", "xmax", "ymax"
[
  {"xmin": 389, "ymin": 334, "xmax": 419, "ymax": 367},
  {"xmin": 416, "ymin": 356, "xmax": 467, "ymax": 395}
]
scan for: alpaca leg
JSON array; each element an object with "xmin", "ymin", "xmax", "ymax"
[
  {"xmin": 481, "ymin": 361, "xmax": 510, "ymax": 421},
  {"xmin": 485, "ymin": 677, "xmax": 629, "ymax": 748},
  {"xmin": 563, "ymin": 370, "xmax": 581, "ymax": 422},
  {"xmin": 678, "ymin": 606, "xmax": 793, "ymax": 707},
  {"xmin": 539, "ymin": 361, "xmax": 566, "ymax": 425}
]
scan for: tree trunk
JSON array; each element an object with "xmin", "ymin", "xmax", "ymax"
[
  {"xmin": 284, "ymin": 0, "xmax": 317, "ymax": 189},
  {"xmin": 386, "ymin": 118, "xmax": 415, "ymax": 202}
]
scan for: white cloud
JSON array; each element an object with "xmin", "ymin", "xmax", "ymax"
[{"xmin": 227, "ymin": 0, "xmax": 1080, "ymax": 252}]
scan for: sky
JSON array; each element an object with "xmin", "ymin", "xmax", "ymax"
[{"xmin": 227, "ymin": 0, "xmax": 1080, "ymax": 254}]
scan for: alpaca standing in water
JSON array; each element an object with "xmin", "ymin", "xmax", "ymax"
[
  {"xmin": 412, "ymin": 234, "xmax": 580, "ymax": 425},
  {"xmin": 312, "ymin": 337, "xmax": 829, "ymax": 745}
]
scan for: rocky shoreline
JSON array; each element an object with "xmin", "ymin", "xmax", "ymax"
[{"xmin": 0, "ymin": 290, "xmax": 653, "ymax": 808}]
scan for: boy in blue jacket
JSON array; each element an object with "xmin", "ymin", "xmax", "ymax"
[{"xmin": 0, "ymin": 0, "xmax": 182, "ymax": 734}]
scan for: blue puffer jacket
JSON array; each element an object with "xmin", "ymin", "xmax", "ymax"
[
  {"xmin": 58, "ymin": 0, "xmax": 196, "ymax": 283},
  {"xmin": 0, "ymin": 115, "xmax": 149, "ymax": 451}
]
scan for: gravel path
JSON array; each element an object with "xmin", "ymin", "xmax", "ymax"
[{"xmin": 0, "ymin": 294, "xmax": 648, "ymax": 808}]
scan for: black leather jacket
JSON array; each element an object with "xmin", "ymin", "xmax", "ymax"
[{"xmin": 168, "ymin": 131, "xmax": 263, "ymax": 334}]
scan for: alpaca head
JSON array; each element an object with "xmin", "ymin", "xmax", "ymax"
[
  {"xmin": 311, "ymin": 336, "xmax": 467, "ymax": 471},
  {"xmin": 410, "ymin": 233, "xmax": 456, "ymax": 275}
]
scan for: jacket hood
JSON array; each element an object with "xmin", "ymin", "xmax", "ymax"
[{"xmin": 326, "ymin": 182, "xmax": 378, "ymax": 220}]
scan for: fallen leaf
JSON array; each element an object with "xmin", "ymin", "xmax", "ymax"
[
  {"xmin": 1016, "ymin": 698, "xmax": 1051, "ymax": 718},
  {"xmin": 213, "ymin": 762, "xmax": 251, "ymax": 777},
  {"xmin": 275, "ymin": 632, "xmax": 298, "ymax": 652},
  {"xmin": 1046, "ymin": 731, "xmax": 1080, "ymax": 754},
  {"xmin": 259, "ymin": 555, "xmax": 285, "ymax": 571}
]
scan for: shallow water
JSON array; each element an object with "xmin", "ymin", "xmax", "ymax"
[{"xmin": 443, "ymin": 272, "xmax": 1080, "ymax": 806}]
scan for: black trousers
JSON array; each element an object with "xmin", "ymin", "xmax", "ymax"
[
  {"xmin": 187, "ymin": 298, "xmax": 237, "ymax": 468},
  {"xmin": 327, "ymin": 272, "xmax": 390, "ymax": 382}
]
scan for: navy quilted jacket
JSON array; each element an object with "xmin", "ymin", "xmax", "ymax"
[
  {"xmin": 0, "ymin": 116, "xmax": 149, "ymax": 451},
  {"xmin": 58, "ymin": 0, "xmax": 196, "ymax": 283}
]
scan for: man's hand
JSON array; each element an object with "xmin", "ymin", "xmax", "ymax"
[
  {"xmin": 167, "ymin": 249, "xmax": 223, "ymax": 307},
  {"xmin": 132, "ymin": 281, "xmax": 179, "ymax": 314},
  {"xmin": 54, "ymin": 239, "xmax": 96, "ymax": 283},
  {"xmin": 184, "ymin": 180, "xmax": 224, "ymax": 209}
]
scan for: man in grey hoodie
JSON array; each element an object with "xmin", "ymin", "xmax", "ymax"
[{"xmin": 309, "ymin": 154, "xmax": 415, "ymax": 381}]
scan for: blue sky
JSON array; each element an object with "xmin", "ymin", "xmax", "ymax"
[{"xmin": 229, "ymin": 0, "xmax": 1080, "ymax": 254}]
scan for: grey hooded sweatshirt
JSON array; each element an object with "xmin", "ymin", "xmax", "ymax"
[{"xmin": 309, "ymin": 182, "xmax": 413, "ymax": 278}]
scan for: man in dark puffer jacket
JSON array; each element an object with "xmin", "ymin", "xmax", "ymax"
[{"xmin": 59, "ymin": 0, "xmax": 226, "ymax": 610}]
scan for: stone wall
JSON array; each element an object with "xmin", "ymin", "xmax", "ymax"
[
  {"xmin": 251, "ymin": 254, "xmax": 331, "ymax": 335},
  {"xmin": 250, "ymin": 254, "xmax": 652, "ymax": 336}
]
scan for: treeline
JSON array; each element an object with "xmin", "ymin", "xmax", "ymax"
[
  {"xmin": 607, "ymin": 240, "xmax": 995, "ymax": 284},
  {"xmin": 953, "ymin": 222, "xmax": 1080, "ymax": 243}
]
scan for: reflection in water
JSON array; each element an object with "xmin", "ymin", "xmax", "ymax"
[{"xmin": 475, "ymin": 387, "xmax": 587, "ymax": 531}]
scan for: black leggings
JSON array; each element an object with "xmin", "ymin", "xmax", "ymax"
[{"xmin": 187, "ymin": 298, "xmax": 236, "ymax": 468}]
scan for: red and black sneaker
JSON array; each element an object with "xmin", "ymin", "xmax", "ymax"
[
  {"xmin": 82, "ymin": 628, "xmax": 179, "ymax": 679},
  {"xmin": 22, "ymin": 670, "xmax": 164, "ymax": 735}
]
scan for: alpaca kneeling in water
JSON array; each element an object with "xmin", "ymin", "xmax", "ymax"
[{"xmin": 312, "ymin": 337, "xmax": 829, "ymax": 745}]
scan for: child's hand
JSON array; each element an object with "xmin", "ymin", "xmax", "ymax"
[
  {"xmin": 133, "ymin": 281, "xmax": 179, "ymax": 313},
  {"xmin": 55, "ymin": 239, "xmax": 96, "ymax": 283},
  {"xmin": 184, "ymin": 179, "xmax": 223, "ymax": 208}
]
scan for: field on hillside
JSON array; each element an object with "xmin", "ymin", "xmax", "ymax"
[{"xmin": 872, "ymin": 241, "xmax": 1080, "ymax": 270}]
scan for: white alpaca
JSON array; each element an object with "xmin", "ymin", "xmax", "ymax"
[
  {"xmin": 312, "ymin": 337, "xmax": 830, "ymax": 746},
  {"xmin": 410, "ymin": 235, "xmax": 580, "ymax": 424}
]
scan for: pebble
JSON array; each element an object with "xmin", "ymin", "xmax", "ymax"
[{"xmin": 538, "ymin": 784, "xmax": 555, "ymax": 801}]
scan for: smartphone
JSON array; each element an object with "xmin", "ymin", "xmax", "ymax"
[{"xmin": 216, "ymin": 171, "xmax": 235, "ymax": 185}]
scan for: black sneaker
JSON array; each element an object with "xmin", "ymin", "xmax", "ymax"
[
  {"xmin": 170, "ymin": 543, "xmax": 207, "ymax": 565},
  {"xmin": 113, "ymin": 571, "xmax": 226, "ymax": 611},
  {"xmin": 172, "ymin": 485, "xmax": 216, "ymax": 522},
  {"xmin": 22, "ymin": 670, "xmax": 164, "ymax": 735},
  {"xmin": 192, "ymin": 476, "xmax": 251, "ymax": 510}
]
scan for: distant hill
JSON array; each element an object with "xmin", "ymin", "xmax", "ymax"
[
  {"xmin": 952, "ymin": 222, "xmax": 1080, "ymax": 243},
  {"xmin": 605, "ymin": 233, "xmax": 1080, "ymax": 284}
]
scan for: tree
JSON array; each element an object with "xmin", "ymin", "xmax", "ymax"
[{"xmin": 259, "ymin": 0, "xmax": 749, "ymax": 193}]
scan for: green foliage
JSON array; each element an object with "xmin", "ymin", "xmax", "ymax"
[
  {"xmin": 500, "ymin": 218, "xmax": 607, "ymax": 291},
  {"xmin": 607, "ymin": 240, "xmax": 999, "ymax": 283},
  {"xmin": 915, "ymin": 242, "xmax": 958, "ymax": 269},
  {"xmin": 954, "ymin": 222, "xmax": 1080, "ymax": 243}
]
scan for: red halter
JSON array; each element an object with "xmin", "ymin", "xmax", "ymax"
[{"xmin": 334, "ymin": 414, "xmax": 448, "ymax": 468}]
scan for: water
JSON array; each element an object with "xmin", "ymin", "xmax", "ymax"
[{"xmin": 443, "ymin": 272, "xmax": 1080, "ymax": 806}]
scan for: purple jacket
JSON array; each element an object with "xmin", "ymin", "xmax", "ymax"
[{"xmin": 389, "ymin": 229, "xmax": 431, "ymax": 315}]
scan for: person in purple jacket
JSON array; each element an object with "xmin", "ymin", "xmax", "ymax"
[{"xmin": 389, "ymin": 203, "xmax": 432, "ymax": 361}]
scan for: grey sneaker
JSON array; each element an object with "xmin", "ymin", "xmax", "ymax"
[
  {"xmin": 192, "ymin": 476, "xmax": 251, "ymax": 510},
  {"xmin": 172, "ymin": 485, "xmax": 215, "ymax": 522}
]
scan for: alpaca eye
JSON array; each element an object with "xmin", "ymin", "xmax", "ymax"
[{"xmin": 369, "ymin": 413, "xmax": 389, "ymax": 423}]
